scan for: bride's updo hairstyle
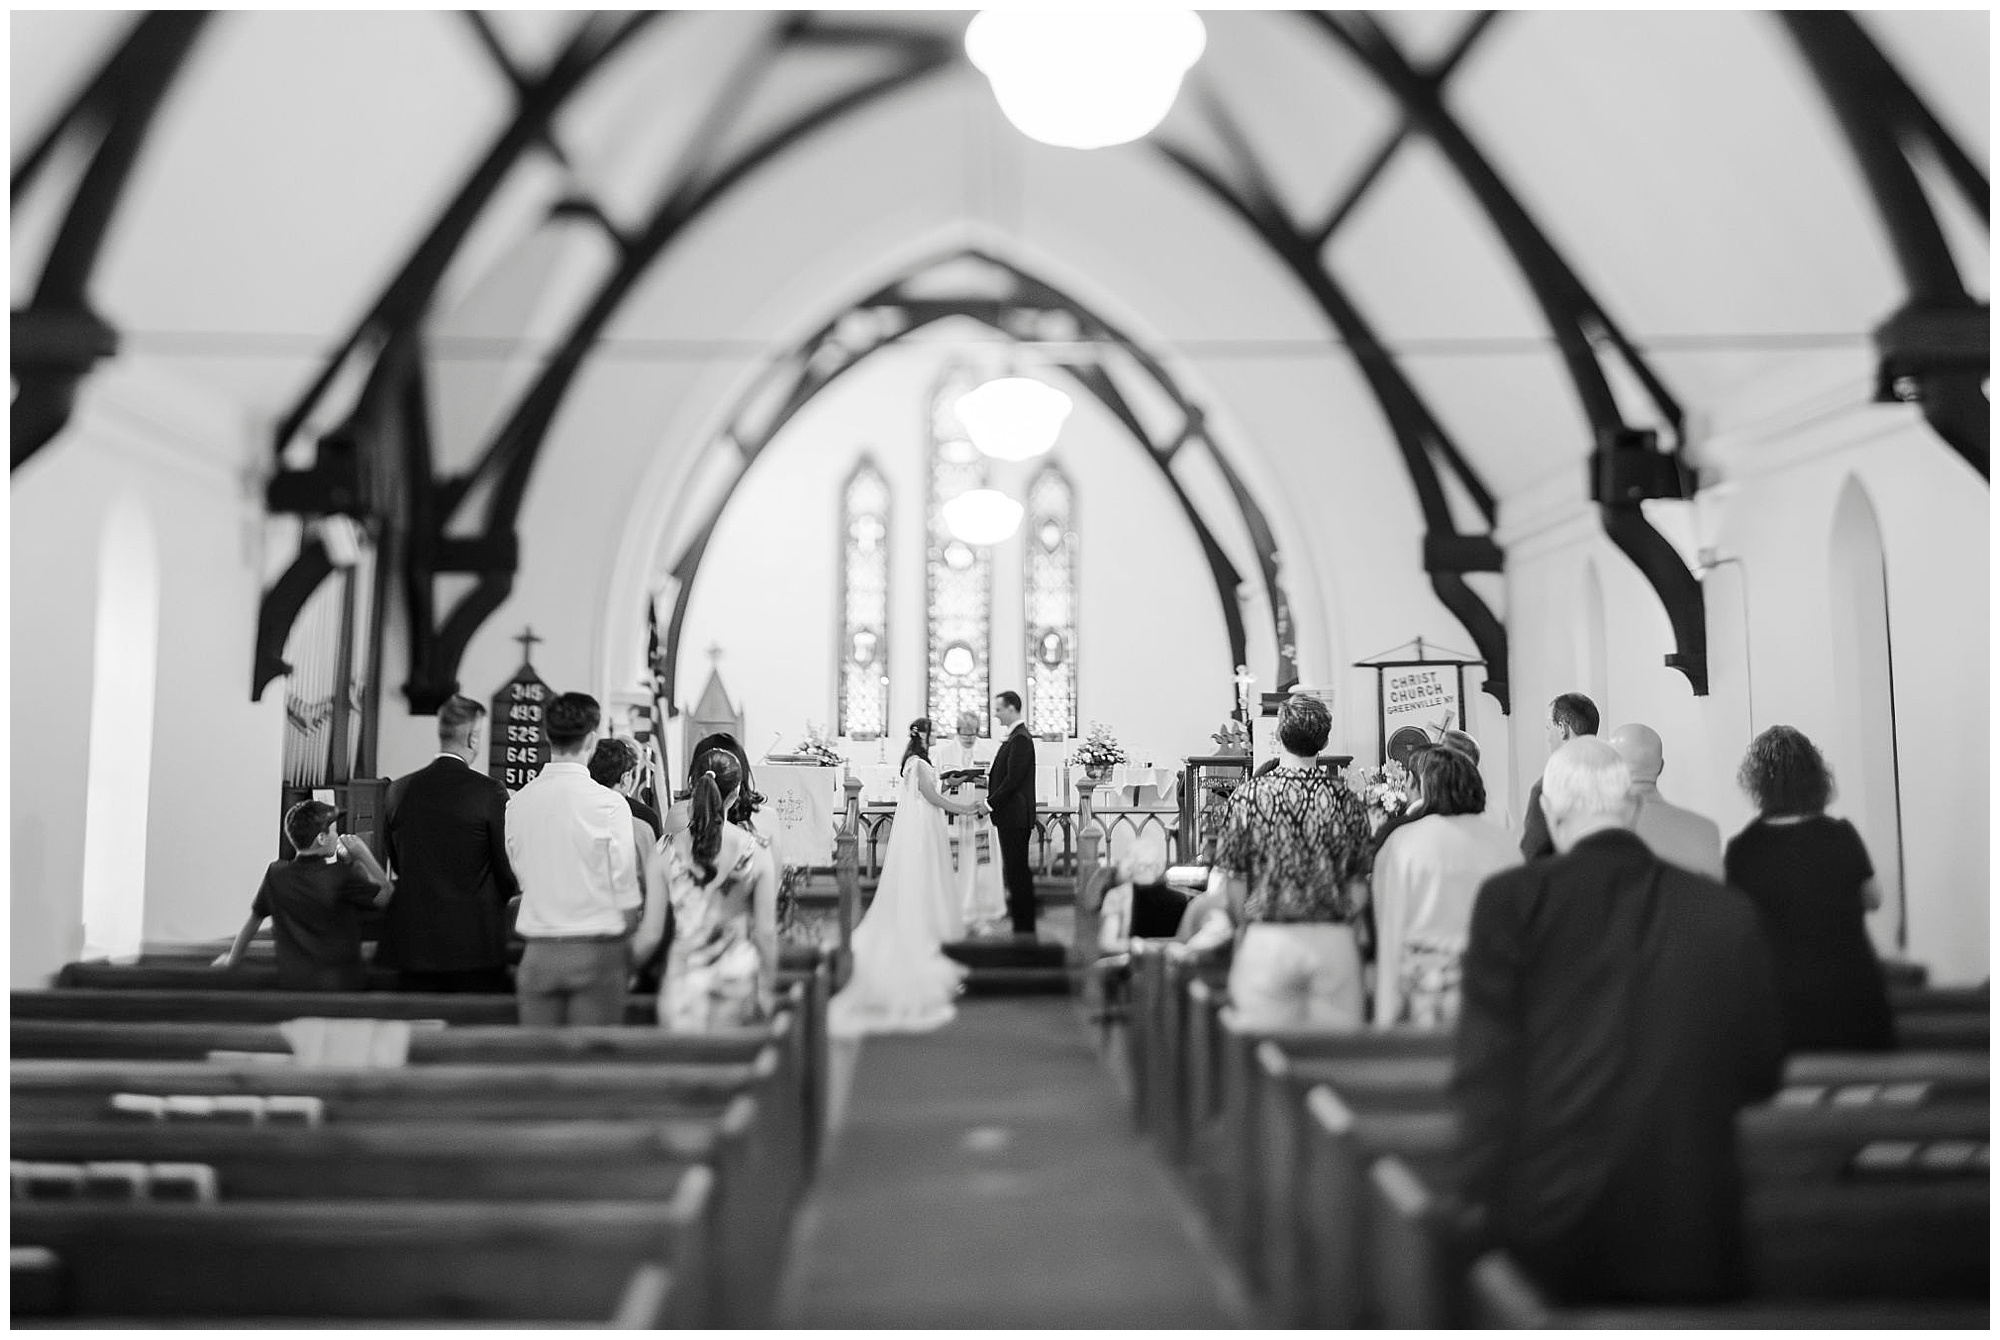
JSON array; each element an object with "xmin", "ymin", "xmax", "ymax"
[
  {"xmin": 900, "ymin": 718, "xmax": 934, "ymax": 771},
  {"xmin": 688, "ymin": 747, "xmax": 744, "ymax": 885}
]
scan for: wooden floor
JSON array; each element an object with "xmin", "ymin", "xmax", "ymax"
[{"xmin": 776, "ymin": 996, "xmax": 1250, "ymax": 1328}]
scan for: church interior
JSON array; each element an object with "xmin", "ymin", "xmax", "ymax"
[{"xmin": 9, "ymin": 8, "xmax": 1990, "ymax": 1328}]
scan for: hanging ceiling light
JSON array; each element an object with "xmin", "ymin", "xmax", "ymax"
[
  {"xmin": 954, "ymin": 376, "xmax": 1072, "ymax": 461},
  {"xmin": 942, "ymin": 488, "xmax": 1025, "ymax": 545},
  {"xmin": 964, "ymin": 10, "xmax": 1207, "ymax": 151}
]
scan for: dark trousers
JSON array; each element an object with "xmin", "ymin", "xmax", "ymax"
[
  {"xmin": 398, "ymin": 966, "xmax": 512, "ymax": 994},
  {"xmin": 997, "ymin": 825, "xmax": 1036, "ymax": 934}
]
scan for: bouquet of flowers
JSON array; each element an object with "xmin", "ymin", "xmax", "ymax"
[
  {"xmin": 772, "ymin": 722, "xmax": 844, "ymax": 767},
  {"xmin": 1074, "ymin": 721, "xmax": 1129, "ymax": 770},
  {"xmin": 1342, "ymin": 759, "xmax": 1413, "ymax": 832},
  {"xmin": 1210, "ymin": 720, "xmax": 1249, "ymax": 755}
]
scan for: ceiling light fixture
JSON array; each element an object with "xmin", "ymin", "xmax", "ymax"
[
  {"xmin": 954, "ymin": 376, "xmax": 1072, "ymax": 461},
  {"xmin": 942, "ymin": 488, "xmax": 1025, "ymax": 545},
  {"xmin": 965, "ymin": 10, "xmax": 1207, "ymax": 151}
]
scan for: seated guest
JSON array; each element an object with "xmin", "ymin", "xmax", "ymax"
[
  {"xmin": 1455, "ymin": 739, "xmax": 1784, "ymax": 1306},
  {"xmin": 1371, "ymin": 746, "xmax": 1516, "ymax": 1028},
  {"xmin": 507, "ymin": 693, "xmax": 642, "ymax": 1026},
  {"xmin": 1725, "ymin": 725, "xmax": 1895, "ymax": 1052},
  {"xmin": 1096, "ymin": 830, "xmax": 1190, "ymax": 954},
  {"xmin": 644, "ymin": 747, "xmax": 779, "ymax": 1029},
  {"xmin": 215, "ymin": 801, "xmax": 395, "ymax": 990},
  {"xmin": 1607, "ymin": 723, "xmax": 1724, "ymax": 880},
  {"xmin": 1209, "ymin": 694, "xmax": 1374, "ymax": 1027},
  {"xmin": 377, "ymin": 694, "xmax": 519, "ymax": 993}
]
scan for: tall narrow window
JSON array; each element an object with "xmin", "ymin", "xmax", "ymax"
[
  {"xmin": 1829, "ymin": 477, "xmax": 1905, "ymax": 951},
  {"xmin": 81, "ymin": 496, "xmax": 160, "ymax": 961},
  {"xmin": 1024, "ymin": 463, "xmax": 1078, "ymax": 738},
  {"xmin": 927, "ymin": 366, "xmax": 994, "ymax": 731},
  {"xmin": 838, "ymin": 456, "xmax": 891, "ymax": 739}
]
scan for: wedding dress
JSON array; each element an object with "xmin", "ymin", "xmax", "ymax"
[{"xmin": 826, "ymin": 755, "xmax": 969, "ymax": 1037}]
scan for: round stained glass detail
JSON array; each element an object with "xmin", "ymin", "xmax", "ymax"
[
  {"xmin": 940, "ymin": 438, "xmax": 978, "ymax": 464},
  {"xmin": 1038, "ymin": 630, "xmax": 1067, "ymax": 667},
  {"xmin": 944, "ymin": 541, "xmax": 975, "ymax": 571},
  {"xmin": 851, "ymin": 629, "xmax": 878, "ymax": 666},
  {"xmin": 1039, "ymin": 520, "xmax": 1063, "ymax": 552},
  {"xmin": 942, "ymin": 643, "xmax": 976, "ymax": 677}
]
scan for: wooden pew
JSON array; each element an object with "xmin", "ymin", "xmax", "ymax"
[
  {"xmin": 1293, "ymin": 1090, "xmax": 1991, "ymax": 1329},
  {"xmin": 12, "ymin": 1108, "xmax": 770, "ymax": 1325},
  {"xmin": 13, "ymin": 1178, "xmax": 715, "ymax": 1325},
  {"xmin": 1468, "ymin": 1250, "xmax": 1989, "ymax": 1329},
  {"xmin": 1452, "ymin": 1180, "xmax": 1990, "ymax": 1329}
]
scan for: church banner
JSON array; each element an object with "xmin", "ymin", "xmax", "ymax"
[{"xmin": 1375, "ymin": 661, "xmax": 1465, "ymax": 765}]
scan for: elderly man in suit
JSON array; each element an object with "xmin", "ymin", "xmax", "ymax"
[
  {"xmin": 1607, "ymin": 722, "xmax": 1724, "ymax": 880},
  {"xmin": 1454, "ymin": 737, "xmax": 1784, "ymax": 1305},
  {"xmin": 378, "ymin": 695, "xmax": 522, "ymax": 993}
]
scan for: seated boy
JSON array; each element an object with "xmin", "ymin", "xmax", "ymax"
[{"xmin": 214, "ymin": 800, "xmax": 394, "ymax": 990}]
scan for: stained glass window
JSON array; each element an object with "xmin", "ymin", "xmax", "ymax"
[
  {"xmin": 1024, "ymin": 463, "xmax": 1078, "ymax": 738},
  {"xmin": 838, "ymin": 457, "xmax": 890, "ymax": 739},
  {"xmin": 926, "ymin": 366, "xmax": 993, "ymax": 734}
]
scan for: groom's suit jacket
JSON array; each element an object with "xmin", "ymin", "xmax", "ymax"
[{"xmin": 986, "ymin": 725, "xmax": 1037, "ymax": 830}]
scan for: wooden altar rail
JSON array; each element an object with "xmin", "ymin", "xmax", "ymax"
[{"xmin": 848, "ymin": 805, "xmax": 1080, "ymax": 880}]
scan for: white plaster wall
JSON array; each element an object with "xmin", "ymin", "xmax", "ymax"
[{"xmin": 12, "ymin": 359, "xmax": 286, "ymax": 985}]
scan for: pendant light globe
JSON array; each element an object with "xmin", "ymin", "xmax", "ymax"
[
  {"xmin": 965, "ymin": 10, "xmax": 1206, "ymax": 151},
  {"xmin": 954, "ymin": 376, "xmax": 1072, "ymax": 462},
  {"xmin": 942, "ymin": 489, "xmax": 1025, "ymax": 545}
]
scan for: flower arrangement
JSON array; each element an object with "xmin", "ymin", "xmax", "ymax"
[
  {"xmin": 1342, "ymin": 759, "xmax": 1413, "ymax": 832},
  {"xmin": 1210, "ymin": 719, "xmax": 1249, "ymax": 755},
  {"xmin": 1073, "ymin": 721, "xmax": 1129, "ymax": 771},
  {"xmin": 784, "ymin": 723, "xmax": 845, "ymax": 767}
]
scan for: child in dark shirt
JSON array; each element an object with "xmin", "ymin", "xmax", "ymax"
[{"xmin": 214, "ymin": 800, "xmax": 394, "ymax": 990}]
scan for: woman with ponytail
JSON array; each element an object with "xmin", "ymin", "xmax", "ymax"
[
  {"xmin": 642, "ymin": 747, "xmax": 778, "ymax": 1029},
  {"xmin": 828, "ymin": 717, "xmax": 988, "ymax": 1036}
]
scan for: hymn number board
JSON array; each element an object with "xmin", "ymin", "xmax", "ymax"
[{"xmin": 489, "ymin": 630, "xmax": 553, "ymax": 792}]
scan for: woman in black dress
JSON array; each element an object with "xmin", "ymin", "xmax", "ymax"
[{"xmin": 1724, "ymin": 726, "xmax": 1894, "ymax": 1052}]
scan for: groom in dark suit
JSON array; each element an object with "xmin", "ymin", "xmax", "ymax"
[{"xmin": 987, "ymin": 691, "xmax": 1038, "ymax": 939}]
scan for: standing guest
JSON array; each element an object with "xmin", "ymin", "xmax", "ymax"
[
  {"xmin": 1372, "ymin": 746, "xmax": 1516, "ymax": 1028},
  {"xmin": 1725, "ymin": 726, "xmax": 1896, "ymax": 1052},
  {"xmin": 591, "ymin": 734, "xmax": 668, "ymax": 990},
  {"xmin": 1607, "ymin": 722, "xmax": 1724, "ymax": 880},
  {"xmin": 591, "ymin": 735, "xmax": 663, "ymax": 842},
  {"xmin": 1209, "ymin": 694, "xmax": 1374, "ymax": 1027},
  {"xmin": 1455, "ymin": 739, "xmax": 1784, "ymax": 1306},
  {"xmin": 644, "ymin": 747, "xmax": 779, "ymax": 1030},
  {"xmin": 505, "ymin": 692, "xmax": 642, "ymax": 1026},
  {"xmin": 215, "ymin": 801, "xmax": 395, "ymax": 990},
  {"xmin": 376, "ymin": 695, "xmax": 520, "ymax": 993},
  {"xmin": 1438, "ymin": 727, "xmax": 1481, "ymax": 763},
  {"xmin": 988, "ymin": 691, "xmax": 1040, "ymax": 940},
  {"xmin": 1519, "ymin": 692, "xmax": 1598, "ymax": 860}
]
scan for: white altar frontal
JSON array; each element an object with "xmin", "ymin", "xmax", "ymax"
[{"xmin": 757, "ymin": 764, "xmax": 840, "ymax": 867}]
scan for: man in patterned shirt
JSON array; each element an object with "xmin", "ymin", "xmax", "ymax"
[{"xmin": 1209, "ymin": 694, "xmax": 1375, "ymax": 1027}]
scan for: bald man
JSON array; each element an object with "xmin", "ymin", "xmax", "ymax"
[{"xmin": 1606, "ymin": 723, "xmax": 1724, "ymax": 881}]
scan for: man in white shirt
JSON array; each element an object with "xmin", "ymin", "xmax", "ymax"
[
  {"xmin": 506, "ymin": 691, "xmax": 641, "ymax": 1025},
  {"xmin": 1607, "ymin": 723, "xmax": 1725, "ymax": 881}
]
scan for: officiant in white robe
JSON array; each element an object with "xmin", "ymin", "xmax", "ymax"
[{"xmin": 936, "ymin": 712, "xmax": 1006, "ymax": 931}]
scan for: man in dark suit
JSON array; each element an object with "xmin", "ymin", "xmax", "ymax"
[
  {"xmin": 377, "ymin": 695, "xmax": 522, "ymax": 992},
  {"xmin": 987, "ymin": 691, "xmax": 1038, "ymax": 940},
  {"xmin": 1454, "ymin": 737, "xmax": 1784, "ymax": 1305},
  {"xmin": 1517, "ymin": 691, "xmax": 1597, "ymax": 860}
]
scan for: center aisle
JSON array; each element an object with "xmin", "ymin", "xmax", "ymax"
[{"xmin": 777, "ymin": 996, "xmax": 1251, "ymax": 1328}]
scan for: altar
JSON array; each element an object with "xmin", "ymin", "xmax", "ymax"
[{"xmin": 756, "ymin": 764, "xmax": 841, "ymax": 867}]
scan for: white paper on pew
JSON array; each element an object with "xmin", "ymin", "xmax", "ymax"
[
  {"xmin": 279, "ymin": 1017, "xmax": 413, "ymax": 1068},
  {"xmin": 205, "ymin": 1050, "xmax": 295, "ymax": 1066},
  {"xmin": 263, "ymin": 1095, "xmax": 324, "ymax": 1126},
  {"xmin": 12, "ymin": 1162, "xmax": 86, "ymax": 1199},
  {"xmin": 108, "ymin": 1093, "xmax": 166, "ymax": 1120},
  {"xmin": 80, "ymin": 1162, "xmax": 149, "ymax": 1200},
  {"xmin": 163, "ymin": 1096, "xmax": 217, "ymax": 1120},
  {"xmin": 146, "ymin": 1162, "xmax": 219, "ymax": 1203}
]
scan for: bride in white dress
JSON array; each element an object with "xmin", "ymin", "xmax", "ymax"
[{"xmin": 827, "ymin": 718, "xmax": 986, "ymax": 1037}]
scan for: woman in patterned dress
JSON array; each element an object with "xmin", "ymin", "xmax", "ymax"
[
  {"xmin": 643, "ymin": 747, "xmax": 779, "ymax": 1030},
  {"xmin": 1208, "ymin": 694, "xmax": 1375, "ymax": 1027}
]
